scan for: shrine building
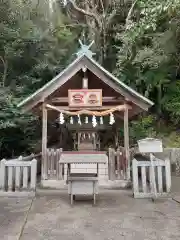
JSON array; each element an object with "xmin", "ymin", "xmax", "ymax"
[{"xmin": 18, "ymin": 41, "xmax": 153, "ymax": 188}]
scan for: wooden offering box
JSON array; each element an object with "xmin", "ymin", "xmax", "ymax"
[{"xmin": 59, "ymin": 151, "xmax": 107, "ymax": 205}]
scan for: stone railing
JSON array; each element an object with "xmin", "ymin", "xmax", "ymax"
[
  {"xmin": 0, "ymin": 159, "xmax": 37, "ymax": 196},
  {"xmin": 132, "ymin": 157, "xmax": 171, "ymax": 198},
  {"xmin": 130, "ymin": 147, "xmax": 180, "ymax": 175}
]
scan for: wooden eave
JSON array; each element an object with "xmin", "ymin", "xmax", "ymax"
[{"xmin": 18, "ymin": 54, "xmax": 154, "ymax": 116}]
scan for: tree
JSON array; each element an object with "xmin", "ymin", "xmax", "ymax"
[
  {"xmin": 62, "ymin": 0, "xmax": 125, "ymax": 68},
  {"xmin": 116, "ymin": 0, "xmax": 180, "ymax": 120},
  {"xmin": 0, "ymin": 0, "xmax": 78, "ymax": 158},
  {"xmin": 1, "ymin": 0, "xmax": 180, "ymax": 156}
]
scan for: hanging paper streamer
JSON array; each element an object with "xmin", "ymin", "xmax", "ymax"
[
  {"xmin": 70, "ymin": 116, "xmax": 73, "ymax": 124},
  {"xmin": 59, "ymin": 112, "xmax": 64, "ymax": 124},
  {"xmin": 92, "ymin": 115, "xmax": 97, "ymax": 127},
  {"xmin": 109, "ymin": 113, "xmax": 115, "ymax": 125},
  {"xmin": 83, "ymin": 133, "xmax": 86, "ymax": 139},
  {"xmin": 85, "ymin": 116, "xmax": 88, "ymax": 124},
  {"xmin": 100, "ymin": 116, "xmax": 103, "ymax": 125},
  {"xmin": 78, "ymin": 114, "xmax": 82, "ymax": 125}
]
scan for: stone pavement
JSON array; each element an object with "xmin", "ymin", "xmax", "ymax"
[
  {"xmin": 19, "ymin": 191, "xmax": 180, "ymax": 240},
  {"xmin": 1, "ymin": 177, "xmax": 180, "ymax": 240},
  {"xmin": 0, "ymin": 198, "xmax": 32, "ymax": 240}
]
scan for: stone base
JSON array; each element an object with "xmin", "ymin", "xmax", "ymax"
[
  {"xmin": 99, "ymin": 180, "xmax": 131, "ymax": 189},
  {"xmin": 40, "ymin": 179, "xmax": 131, "ymax": 190},
  {"xmin": 41, "ymin": 180, "xmax": 68, "ymax": 190}
]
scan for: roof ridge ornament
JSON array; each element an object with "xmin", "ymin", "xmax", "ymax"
[{"xmin": 76, "ymin": 39, "xmax": 96, "ymax": 58}]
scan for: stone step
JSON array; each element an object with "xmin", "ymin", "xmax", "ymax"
[{"xmin": 39, "ymin": 179, "xmax": 131, "ymax": 190}]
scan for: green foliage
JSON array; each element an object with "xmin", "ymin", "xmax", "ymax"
[
  {"xmin": 115, "ymin": 0, "xmax": 180, "ymax": 127},
  {"xmin": 0, "ymin": 0, "xmax": 79, "ymax": 158},
  {"xmin": 162, "ymin": 132, "xmax": 180, "ymax": 148},
  {"xmin": 129, "ymin": 115, "xmax": 157, "ymax": 142},
  {"xmin": 163, "ymin": 81, "xmax": 180, "ymax": 124},
  {"xmin": 0, "ymin": 88, "xmax": 40, "ymax": 158},
  {"xmin": 1, "ymin": 0, "xmax": 180, "ymax": 156}
]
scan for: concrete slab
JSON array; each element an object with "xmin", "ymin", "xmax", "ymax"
[
  {"xmin": 0, "ymin": 197, "xmax": 32, "ymax": 240},
  {"xmin": 171, "ymin": 176, "xmax": 180, "ymax": 204},
  {"xmin": 20, "ymin": 190, "xmax": 180, "ymax": 240},
  {"xmin": 171, "ymin": 176, "xmax": 180, "ymax": 194},
  {"xmin": 1, "ymin": 176, "xmax": 180, "ymax": 240}
]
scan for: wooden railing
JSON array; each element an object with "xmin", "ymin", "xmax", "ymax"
[
  {"xmin": 45, "ymin": 148, "xmax": 128, "ymax": 181},
  {"xmin": 46, "ymin": 148, "xmax": 63, "ymax": 180},
  {"xmin": 108, "ymin": 147, "xmax": 127, "ymax": 180}
]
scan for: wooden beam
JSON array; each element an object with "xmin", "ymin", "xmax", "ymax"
[
  {"xmin": 51, "ymin": 96, "xmax": 124, "ymax": 104},
  {"xmin": 42, "ymin": 103, "xmax": 48, "ymax": 180},
  {"xmin": 114, "ymin": 112, "xmax": 124, "ymax": 120},
  {"xmin": 124, "ymin": 106, "xmax": 130, "ymax": 180}
]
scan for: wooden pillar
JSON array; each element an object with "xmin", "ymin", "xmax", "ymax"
[
  {"xmin": 82, "ymin": 66, "xmax": 88, "ymax": 89},
  {"xmin": 42, "ymin": 103, "xmax": 48, "ymax": 180},
  {"xmin": 114, "ymin": 127, "xmax": 119, "ymax": 148},
  {"xmin": 124, "ymin": 106, "xmax": 130, "ymax": 180},
  {"xmin": 82, "ymin": 77, "xmax": 88, "ymax": 89},
  {"xmin": 108, "ymin": 148, "xmax": 116, "ymax": 180}
]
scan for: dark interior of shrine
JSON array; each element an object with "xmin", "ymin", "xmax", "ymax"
[{"xmin": 46, "ymin": 113, "xmax": 124, "ymax": 151}]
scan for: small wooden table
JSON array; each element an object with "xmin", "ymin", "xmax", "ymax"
[{"xmin": 59, "ymin": 151, "xmax": 107, "ymax": 205}]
